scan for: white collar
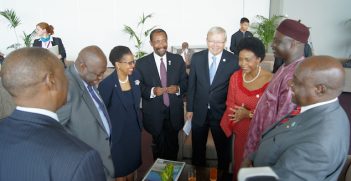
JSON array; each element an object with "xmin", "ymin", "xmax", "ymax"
[
  {"xmin": 208, "ymin": 51, "xmax": 223, "ymax": 61},
  {"xmin": 153, "ymin": 52, "xmax": 167, "ymax": 61},
  {"xmin": 16, "ymin": 106, "xmax": 59, "ymax": 122},
  {"xmin": 300, "ymin": 98, "xmax": 338, "ymax": 113}
]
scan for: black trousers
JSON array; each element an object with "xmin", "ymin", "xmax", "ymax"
[
  {"xmin": 151, "ymin": 107, "xmax": 179, "ymax": 161},
  {"xmin": 191, "ymin": 109, "xmax": 230, "ymax": 170}
]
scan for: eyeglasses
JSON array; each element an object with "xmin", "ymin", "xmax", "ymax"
[
  {"xmin": 207, "ymin": 40, "xmax": 225, "ymax": 45},
  {"xmin": 120, "ymin": 60, "xmax": 136, "ymax": 66}
]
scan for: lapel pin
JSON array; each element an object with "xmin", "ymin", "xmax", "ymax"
[
  {"xmin": 168, "ymin": 60, "xmax": 171, "ymax": 66},
  {"xmin": 114, "ymin": 84, "xmax": 117, "ymax": 88},
  {"xmin": 134, "ymin": 80, "xmax": 140, "ymax": 85},
  {"xmin": 223, "ymin": 59, "xmax": 226, "ymax": 62}
]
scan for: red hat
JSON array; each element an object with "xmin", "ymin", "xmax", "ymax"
[{"xmin": 277, "ymin": 19, "xmax": 310, "ymax": 43}]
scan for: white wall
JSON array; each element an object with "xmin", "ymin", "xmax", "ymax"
[
  {"xmin": 0, "ymin": 0, "xmax": 270, "ymax": 62},
  {"xmin": 277, "ymin": 0, "xmax": 351, "ymax": 58}
]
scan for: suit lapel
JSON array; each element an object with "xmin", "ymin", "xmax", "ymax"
[
  {"xmin": 201, "ymin": 50, "xmax": 211, "ymax": 86},
  {"xmin": 112, "ymin": 72, "xmax": 129, "ymax": 110},
  {"xmin": 166, "ymin": 52, "xmax": 173, "ymax": 86},
  {"xmin": 130, "ymin": 74, "xmax": 140, "ymax": 109},
  {"xmin": 68, "ymin": 65, "xmax": 108, "ymax": 135},
  {"xmin": 210, "ymin": 51, "xmax": 226, "ymax": 90},
  {"xmin": 149, "ymin": 55, "xmax": 162, "ymax": 86}
]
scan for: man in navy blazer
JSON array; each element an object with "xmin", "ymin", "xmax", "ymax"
[
  {"xmin": 186, "ymin": 27, "xmax": 239, "ymax": 172},
  {"xmin": 252, "ymin": 56, "xmax": 349, "ymax": 180},
  {"xmin": 0, "ymin": 47, "xmax": 105, "ymax": 181},
  {"xmin": 136, "ymin": 29, "xmax": 187, "ymax": 161}
]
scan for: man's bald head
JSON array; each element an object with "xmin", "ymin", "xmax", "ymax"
[
  {"xmin": 290, "ymin": 56, "xmax": 345, "ymax": 106},
  {"xmin": 2, "ymin": 48, "xmax": 60, "ymax": 97},
  {"xmin": 75, "ymin": 46, "xmax": 107, "ymax": 85},
  {"xmin": 1, "ymin": 47, "xmax": 68, "ymax": 111}
]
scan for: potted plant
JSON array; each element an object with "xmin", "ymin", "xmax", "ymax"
[
  {"xmin": 123, "ymin": 13, "xmax": 156, "ymax": 59},
  {"xmin": 251, "ymin": 15, "xmax": 284, "ymax": 52},
  {"xmin": 1, "ymin": 9, "xmax": 21, "ymax": 49},
  {"xmin": 1, "ymin": 9, "xmax": 35, "ymax": 50}
]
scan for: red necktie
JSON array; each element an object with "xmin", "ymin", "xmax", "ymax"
[{"xmin": 281, "ymin": 106, "xmax": 301, "ymax": 124}]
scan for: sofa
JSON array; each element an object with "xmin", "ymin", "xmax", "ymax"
[{"xmin": 178, "ymin": 130, "xmax": 218, "ymax": 166}]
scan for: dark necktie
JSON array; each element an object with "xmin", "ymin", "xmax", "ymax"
[
  {"xmin": 87, "ymin": 85, "xmax": 112, "ymax": 133},
  {"xmin": 160, "ymin": 58, "xmax": 169, "ymax": 107}
]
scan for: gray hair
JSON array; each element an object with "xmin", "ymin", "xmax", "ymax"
[{"xmin": 207, "ymin": 26, "xmax": 227, "ymax": 41}]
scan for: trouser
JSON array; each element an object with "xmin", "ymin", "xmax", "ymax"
[
  {"xmin": 151, "ymin": 107, "xmax": 179, "ymax": 161},
  {"xmin": 191, "ymin": 109, "xmax": 230, "ymax": 170}
]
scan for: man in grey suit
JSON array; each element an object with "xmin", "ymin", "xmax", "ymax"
[
  {"xmin": 251, "ymin": 56, "xmax": 349, "ymax": 180},
  {"xmin": 0, "ymin": 47, "xmax": 105, "ymax": 181},
  {"xmin": 57, "ymin": 46, "xmax": 114, "ymax": 180}
]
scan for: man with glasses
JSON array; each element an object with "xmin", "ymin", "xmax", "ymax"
[
  {"xmin": 186, "ymin": 26, "xmax": 239, "ymax": 177},
  {"xmin": 57, "ymin": 45, "xmax": 115, "ymax": 180},
  {"xmin": 136, "ymin": 28, "xmax": 187, "ymax": 161}
]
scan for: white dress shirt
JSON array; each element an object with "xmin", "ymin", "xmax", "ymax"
[
  {"xmin": 16, "ymin": 106, "xmax": 59, "ymax": 122},
  {"xmin": 300, "ymin": 98, "xmax": 338, "ymax": 113}
]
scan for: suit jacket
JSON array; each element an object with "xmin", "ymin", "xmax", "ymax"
[
  {"xmin": 0, "ymin": 110, "xmax": 106, "ymax": 181},
  {"xmin": 57, "ymin": 64, "xmax": 114, "ymax": 178},
  {"xmin": 33, "ymin": 37, "xmax": 66, "ymax": 62},
  {"xmin": 98, "ymin": 70, "xmax": 143, "ymax": 142},
  {"xmin": 253, "ymin": 101, "xmax": 350, "ymax": 181},
  {"xmin": 229, "ymin": 30, "xmax": 253, "ymax": 55},
  {"xmin": 136, "ymin": 52, "xmax": 187, "ymax": 136},
  {"xmin": 187, "ymin": 49, "xmax": 239, "ymax": 126}
]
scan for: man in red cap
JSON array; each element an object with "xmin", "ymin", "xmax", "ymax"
[{"xmin": 242, "ymin": 19, "xmax": 310, "ymax": 167}]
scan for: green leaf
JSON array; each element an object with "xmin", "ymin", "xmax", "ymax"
[
  {"xmin": 251, "ymin": 15, "xmax": 284, "ymax": 51},
  {"xmin": 0, "ymin": 9, "xmax": 21, "ymax": 29},
  {"xmin": 122, "ymin": 12, "xmax": 155, "ymax": 59},
  {"xmin": 145, "ymin": 25, "xmax": 156, "ymax": 37},
  {"xmin": 22, "ymin": 30, "xmax": 35, "ymax": 47}
]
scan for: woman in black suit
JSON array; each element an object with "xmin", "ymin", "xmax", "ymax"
[
  {"xmin": 98, "ymin": 46, "xmax": 142, "ymax": 181},
  {"xmin": 33, "ymin": 22, "xmax": 66, "ymax": 67}
]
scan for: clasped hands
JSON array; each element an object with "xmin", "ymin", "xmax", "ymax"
[
  {"xmin": 153, "ymin": 85, "xmax": 179, "ymax": 96},
  {"xmin": 228, "ymin": 104, "xmax": 251, "ymax": 123}
]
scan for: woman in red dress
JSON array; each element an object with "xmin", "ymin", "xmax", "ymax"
[{"xmin": 220, "ymin": 37, "xmax": 272, "ymax": 180}]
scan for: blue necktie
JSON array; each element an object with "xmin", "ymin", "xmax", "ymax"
[
  {"xmin": 87, "ymin": 85, "xmax": 112, "ymax": 133},
  {"xmin": 209, "ymin": 56, "xmax": 217, "ymax": 84}
]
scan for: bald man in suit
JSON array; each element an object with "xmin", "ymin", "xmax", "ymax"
[
  {"xmin": 57, "ymin": 46, "xmax": 115, "ymax": 180},
  {"xmin": 252, "ymin": 56, "xmax": 349, "ymax": 180},
  {"xmin": 0, "ymin": 47, "xmax": 105, "ymax": 181}
]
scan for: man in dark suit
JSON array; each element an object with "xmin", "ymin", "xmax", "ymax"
[
  {"xmin": 186, "ymin": 26, "xmax": 239, "ymax": 172},
  {"xmin": 0, "ymin": 47, "xmax": 106, "ymax": 181},
  {"xmin": 136, "ymin": 28, "xmax": 187, "ymax": 161},
  {"xmin": 252, "ymin": 56, "xmax": 349, "ymax": 180},
  {"xmin": 230, "ymin": 17, "xmax": 254, "ymax": 55},
  {"xmin": 57, "ymin": 46, "xmax": 114, "ymax": 180}
]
